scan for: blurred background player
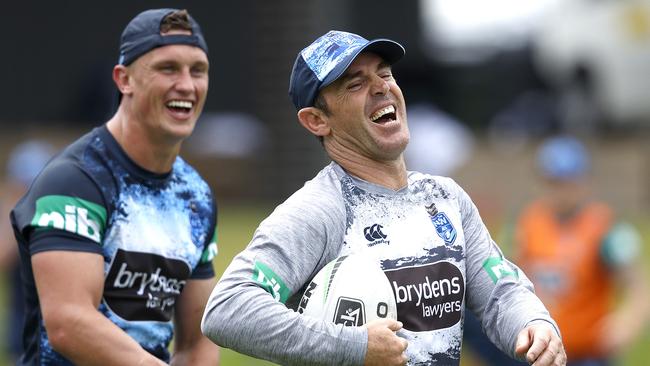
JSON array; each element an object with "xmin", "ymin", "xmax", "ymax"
[
  {"xmin": 0, "ymin": 140, "xmax": 55, "ymax": 364},
  {"xmin": 514, "ymin": 135, "xmax": 650, "ymax": 366}
]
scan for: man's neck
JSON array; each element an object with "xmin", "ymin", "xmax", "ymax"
[
  {"xmin": 106, "ymin": 113, "xmax": 180, "ymax": 174},
  {"xmin": 329, "ymin": 149, "xmax": 408, "ymax": 191}
]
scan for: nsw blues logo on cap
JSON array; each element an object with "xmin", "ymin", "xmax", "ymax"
[{"xmin": 301, "ymin": 31, "xmax": 368, "ymax": 82}]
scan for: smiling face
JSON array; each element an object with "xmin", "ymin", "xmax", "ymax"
[
  {"xmin": 123, "ymin": 42, "xmax": 209, "ymax": 143},
  {"xmin": 318, "ymin": 52, "xmax": 409, "ymax": 162}
]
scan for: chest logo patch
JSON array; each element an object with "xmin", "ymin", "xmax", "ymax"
[
  {"xmin": 384, "ymin": 261, "xmax": 465, "ymax": 332},
  {"xmin": 431, "ymin": 212, "xmax": 457, "ymax": 245},
  {"xmin": 104, "ymin": 249, "xmax": 191, "ymax": 322},
  {"xmin": 363, "ymin": 223, "xmax": 389, "ymax": 246}
]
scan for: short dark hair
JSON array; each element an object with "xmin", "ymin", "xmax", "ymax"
[
  {"xmin": 160, "ymin": 9, "xmax": 193, "ymax": 33},
  {"xmin": 313, "ymin": 93, "xmax": 330, "ymax": 116}
]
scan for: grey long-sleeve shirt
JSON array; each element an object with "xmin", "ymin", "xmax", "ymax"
[{"xmin": 202, "ymin": 162, "xmax": 557, "ymax": 365}]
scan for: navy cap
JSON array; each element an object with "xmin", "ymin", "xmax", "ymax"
[
  {"xmin": 118, "ymin": 8, "xmax": 208, "ymax": 66},
  {"xmin": 537, "ymin": 136, "xmax": 590, "ymax": 180},
  {"xmin": 289, "ymin": 30, "xmax": 405, "ymax": 110}
]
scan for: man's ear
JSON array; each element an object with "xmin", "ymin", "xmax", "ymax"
[
  {"xmin": 297, "ymin": 107, "xmax": 330, "ymax": 137},
  {"xmin": 112, "ymin": 65, "xmax": 132, "ymax": 96}
]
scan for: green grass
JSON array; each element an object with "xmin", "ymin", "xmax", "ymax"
[{"xmin": 617, "ymin": 217, "xmax": 650, "ymax": 365}]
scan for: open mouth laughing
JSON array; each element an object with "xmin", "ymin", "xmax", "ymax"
[
  {"xmin": 370, "ymin": 105, "xmax": 396, "ymax": 124},
  {"xmin": 166, "ymin": 100, "xmax": 193, "ymax": 113}
]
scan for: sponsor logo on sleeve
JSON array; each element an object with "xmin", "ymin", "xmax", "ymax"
[
  {"xmin": 482, "ymin": 257, "xmax": 519, "ymax": 283},
  {"xmin": 384, "ymin": 261, "xmax": 465, "ymax": 331},
  {"xmin": 104, "ymin": 249, "xmax": 191, "ymax": 322},
  {"xmin": 253, "ymin": 261, "xmax": 291, "ymax": 303},
  {"xmin": 200, "ymin": 242, "xmax": 218, "ymax": 264},
  {"xmin": 31, "ymin": 195, "xmax": 106, "ymax": 243},
  {"xmin": 200, "ymin": 229, "xmax": 218, "ymax": 264}
]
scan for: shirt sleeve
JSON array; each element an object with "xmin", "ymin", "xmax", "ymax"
[
  {"xmin": 12, "ymin": 159, "xmax": 108, "ymax": 255},
  {"xmin": 201, "ymin": 184, "xmax": 368, "ymax": 365},
  {"xmin": 454, "ymin": 180, "xmax": 559, "ymax": 359},
  {"xmin": 191, "ymin": 223, "xmax": 218, "ymax": 279}
]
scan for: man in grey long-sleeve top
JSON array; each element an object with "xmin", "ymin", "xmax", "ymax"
[{"xmin": 201, "ymin": 30, "xmax": 567, "ymax": 366}]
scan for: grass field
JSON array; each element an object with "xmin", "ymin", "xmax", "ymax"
[{"xmin": 1, "ymin": 203, "xmax": 648, "ymax": 365}]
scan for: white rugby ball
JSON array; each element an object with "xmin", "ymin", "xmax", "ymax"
[{"xmin": 297, "ymin": 253, "xmax": 397, "ymax": 326}]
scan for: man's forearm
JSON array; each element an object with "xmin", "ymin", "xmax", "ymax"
[
  {"xmin": 170, "ymin": 339, "xmax": 219, "ymax": 366},
  {"xmin": 46, "ymin": 305, "xmax": 166, "ymax": 366}
]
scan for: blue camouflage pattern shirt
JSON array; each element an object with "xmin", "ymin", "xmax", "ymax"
[{"xmin": 11, "ymin": 125, "xmax": 218, "ymax": 365}]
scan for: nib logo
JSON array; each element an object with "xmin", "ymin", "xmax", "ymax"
[
  {"xmin": 252, "ymin": 261, "xmax": 291, "ymax": 304},
  {"xmin": 31, "ymin": 195, "xmax": 106, "ymax": 243}
]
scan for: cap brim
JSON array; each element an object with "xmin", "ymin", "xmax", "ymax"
[{"xmin": 320, "ymin": 39, "xmax": 405, "ymax": 90}]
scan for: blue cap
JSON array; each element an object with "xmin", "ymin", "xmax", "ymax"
[
  {"xmin": 118, "ymin": 8, "xmax": 208, "ymax": 66},
  {"xmin": 536, "ymin": 136, "xmax": 590, "ymax": 180},
  {"xmin": 289, "ymin": 30, "xmax": 405, "ymax": 110}
]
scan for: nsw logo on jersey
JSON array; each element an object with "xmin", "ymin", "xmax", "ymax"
[
  {"xmin": 104, "ymin": 249, "xmax": 191, "ymax": 322},
  {"xmin": 384, "ymin": 261, "xmax": 465, "ymax": 331},
  {"xmin": 363, "ymin": 223, "xmax": 389, "ymax": 247},
  {"xmin": 31, "ymin": 195, "xmax": 106, "ymax": 243},
  {"xmin": 430, "ymin": 212, "xmax": 457, "ymax": 245}
]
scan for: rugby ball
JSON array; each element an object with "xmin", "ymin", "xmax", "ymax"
[{"xmin": 297, "ymin": 253, "xmax": 397, "ymax": 326}]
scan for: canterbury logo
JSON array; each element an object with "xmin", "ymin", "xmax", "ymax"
[{"xmin": 364, "ymin": 224, "xmax": 387, "ymax": 241}]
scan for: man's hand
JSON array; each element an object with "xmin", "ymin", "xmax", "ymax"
[
  {"xmin": 515, "ymin": 323, "xmax": 566, "ymax": 365},
  {"xmin": 364, "ymin": 319, "xmax": 408, "ymax": 366}
]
